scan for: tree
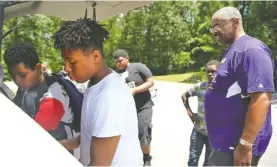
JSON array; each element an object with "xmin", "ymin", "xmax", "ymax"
[
  {"xmin": 2, "ymin": 1, "xmax": 277, "ymax": 80},
  {"xmin": 1, "ymin": 14, "xmax": 62, "ymax": 80}
]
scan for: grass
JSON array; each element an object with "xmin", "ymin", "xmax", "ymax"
[{"xmin": 153, "ymin": 71, "xmax": 206, "ymax": 84}]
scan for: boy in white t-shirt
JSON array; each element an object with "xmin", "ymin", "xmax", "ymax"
[{"xmin": 53, "ymin": 18, "xmax": 143, "ymax": 166}]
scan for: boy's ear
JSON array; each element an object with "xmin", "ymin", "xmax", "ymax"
[{"xmin": 90, "ymin": 50, "xmax": 102, "ymax": 63}]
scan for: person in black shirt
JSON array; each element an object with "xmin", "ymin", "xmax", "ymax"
[{"xmin": 113, "ymin": 49, "xmax": 154, "ymax": 166}]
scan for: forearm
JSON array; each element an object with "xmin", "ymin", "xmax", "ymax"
[
  {"xmin": 134, "ymin": 81, "xmax": 154, "ymax": 94},
  {"xmin": 90, "ymin": 148, "xmax": 114, "ymax": 166},
  {"xmin": 181, "ymin": 92, "xmax": 193, "ymax": 114},
  {"xmin": 88, "ymin": 160, "xmax": 110, "ymax": 166},
  {"xmin": 241, "ymin": 94, "xmax": 271, "ymax": 143}
]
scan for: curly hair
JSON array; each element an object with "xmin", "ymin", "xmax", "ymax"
[
  {"xmin": 3, "ymin": 42, "xmax": 40, "ymax": 69},
  {"xmin": 52, "ymin": 18, "xmax": 109, "ymax": 54}
]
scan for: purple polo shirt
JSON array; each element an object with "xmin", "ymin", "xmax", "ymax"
[{"xmin": 205, "ymin": 35, "xmax": 275, "ymax": 156}]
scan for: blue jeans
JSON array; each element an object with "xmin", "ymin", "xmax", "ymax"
[{"xmin": 188, "ymin": 128, "xmax": 211, "ymax": 166}]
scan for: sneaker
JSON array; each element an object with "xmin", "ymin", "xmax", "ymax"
[{"xmin": 143, "ymin": 155, "xmax": 152, "ymax": 167}]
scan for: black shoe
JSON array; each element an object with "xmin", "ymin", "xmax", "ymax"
[{"xmin": 143, "ymin": 155, "xmax": 152, "ymax": 167}]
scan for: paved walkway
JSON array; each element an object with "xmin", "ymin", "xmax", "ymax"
[{"xmin": 151, "ymin": 81, "xmax": 277, "ymax": 166}]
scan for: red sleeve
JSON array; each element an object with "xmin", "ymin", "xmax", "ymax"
[{"xmin": 34, "ymin": 98, "xmax": 65, "ymax": 131}]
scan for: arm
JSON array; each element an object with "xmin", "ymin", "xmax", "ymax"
[
  {"xmin": 241, "ymin": 92, "xmax": 272, "ymax": 143},
  {"xmin": 181, "ymin": 91, "xmax": 193, "ymax": 116},
  {"xmin": 88, "ymin": 90, "xmax": 126, "ymax": 165},
  {"xmin": 233, "ymin": 48, "xmax": 274, "ymax": 166},
  {"xmin": 133, "ymin": 63, "xmax": 154, "ymax": 95},
  {"xmin": 35, "ymin": 98, "xmax": 78, "ymax": 149},
  {"xmin": 133, "ymin": 78, "xmax": 154, "ymax": 94},
  {"xmin": 89, "ymin": 136, "xmax": 120, "ymax": 166},
  {"xmin": 239, "ymin": 48, "xmax": 274, "ymax": 144},
  {"xmin": 181, "ymin": 84, "xmax": 199, "ymax": 124},
  {"xmin": 34, "ymin": 98, "xmax": 64, "ymax": 131},
  {"xmin": 59, "ymin": 135, "xmax": 80, "ymax": 150}
]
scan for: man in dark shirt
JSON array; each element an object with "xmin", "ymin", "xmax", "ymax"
[{"xmin": 113, "ymin": 49, "xmax": 154, "ymax": 166}]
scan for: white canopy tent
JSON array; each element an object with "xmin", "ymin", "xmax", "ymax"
[{"xmin": 3, "ymin": 1, "xmax": 152, "ymax": 21}]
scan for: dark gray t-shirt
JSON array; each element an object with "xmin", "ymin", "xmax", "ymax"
[{"xmin": 119, "ymin": 63, "xmax": 154, "ymax": 110}]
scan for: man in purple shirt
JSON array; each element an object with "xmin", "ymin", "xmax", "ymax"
[{"xmin": 205, "ymin": 7, "xmax": 275, "ymax": 166}]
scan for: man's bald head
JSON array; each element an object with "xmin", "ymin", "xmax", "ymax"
[{"xmin": 212, "ymin": 7, "xmax": 242, "ymax": 22}]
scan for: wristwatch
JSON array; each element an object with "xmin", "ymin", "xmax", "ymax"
[{"xmin": 239, "ymin": 138, "xmax": 253, "ymax": 147}]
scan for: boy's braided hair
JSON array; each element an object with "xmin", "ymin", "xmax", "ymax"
[{"xmin": 52, "ymin": 18, "xmax": 109, "ymax": 54}]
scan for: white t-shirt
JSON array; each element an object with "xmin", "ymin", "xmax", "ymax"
[{"xmin": 80, "ymin": 72, "xmax": 143, "ymax": 166}]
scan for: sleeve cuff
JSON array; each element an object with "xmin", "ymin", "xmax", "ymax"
[{"xmin": 92, "ymin": 131, "xmax": 121, "ymax": 138}]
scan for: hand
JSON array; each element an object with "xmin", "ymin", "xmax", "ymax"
[
  {"xmin": 188, "ymin": 110, "xmax": 199, "ymax": 124},
  {"xmin": 192, "ymin": 113, "xmax": 200, "ymax": 124},
  {"xmin": 233, "ymin": 143, "xmax": 252, "ymax": 166},
  {"xmin": 132, "ymin": 88, "xmax": 137, "ymax": 96},
  {"xmin": 59, "ymin": 135, "xmax": 80, "ymax": 150}
]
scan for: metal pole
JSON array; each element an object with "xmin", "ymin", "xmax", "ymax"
[
  {"xmin": 0, "ymin": 4, "xmax": 4, "ymax": 62},
  {"xmin": 2, "ymin": 14, "xmax": 31, "ymax": 39},
  {"xmin": 0, "ymin": 5, "xmax": 4, "ymax": 85}
]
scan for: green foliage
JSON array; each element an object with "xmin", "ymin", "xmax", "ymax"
[
  {"xmin": 1, "ymin": 14, "xmax": 63, "ymax": 80},
  {"xmin": 1, "ymin": 1, "xmax": 277, "ymax": 83},
  {"xmin": 174, "ymin": 52, "xmax": 192, "ymax": 69}
]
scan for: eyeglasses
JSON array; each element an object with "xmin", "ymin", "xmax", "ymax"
[
  {"xmin": 209, "ymin": 21, "xmax": 228, "ymax": 34},
  {"xmin": 209, "ymin": 18, "xmax": 234, "ymax": 34}
]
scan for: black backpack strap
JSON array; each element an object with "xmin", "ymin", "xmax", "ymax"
[{"xmin": 13, "ymin": 87, "xmax": 25, "ymax": 109}]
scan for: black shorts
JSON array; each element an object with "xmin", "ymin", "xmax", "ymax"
[
  {"xmin": 137, "ymin": 106, "xmax": 153, "ymax": 145},
  {"xmin": 208, "ymin": 149, "xmax": 261, "ymax": 166}
]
